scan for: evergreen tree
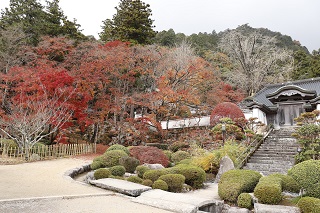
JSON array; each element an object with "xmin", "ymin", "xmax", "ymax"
[
  {"xmin": 99, "ymin": 0, "xmax": 156, "ymax": 44},
  {"xmin": 0, "ymin": 0, "xmax": 85, "ymax": 45}
]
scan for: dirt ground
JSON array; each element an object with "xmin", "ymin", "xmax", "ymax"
[{"xmin": 0, "ymin": 153, "xmax": 172, "ymax": 213}]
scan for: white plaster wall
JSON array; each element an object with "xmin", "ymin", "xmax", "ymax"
[{"xmin": 252, "ymin": 108, "xmax": 267, "ymax": 125}]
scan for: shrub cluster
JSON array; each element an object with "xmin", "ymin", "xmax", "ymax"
[
  {"xmin": 297, "ymin": 197, "xmax": 320, "ymax": 213},
  {"xmin": 119, "ymin": 156, "xmax": 140, "ymax": 173},
  {"xmin": 127, "ymin": 176, "xmax": 143, "ymax": 184},
  {"xmin": 109, "ymin": 165, "xmax": 126, "ymax": 176},
  {"xmin": 142, "ymin": 179, "xmax": 153, "ymax": 187},
  {"xmin": 143, "ymin": 169, "xmax": 170, "ymax": 182},
  {"xmin": 91, "ymin": 156, "xmax": 105, "ymax": 170},
  {"xmin": 170, "ymin": 164, "xmax": 206, "ymax": 189},
  {"xmin": 237, "ymin": 193, "xmax": 253, "ymax": 209},
  {"xmin": 288, "ymin": 160, "xmax": 320, "ymax": 198},
  {"xmin": 94, "ymin": 168, "xmax": 111, "ymax": 180},
  {"xmin": 159, "ymin": 174, "xmax": 185, "ymax": 193},
  {"xmin": 129, "ymin": 146, "xmax": 169, "ymax": 167},
  {"xmin": 135, "ymin": 165, "xmax": 150, "ymax": 178},
  {"xmin": 171, "ymin": 151, "xmax": 191, "ymax": 164},
  {"xmin": 102, "ymin": 150, "xmax": 128, "ymax": 167},
  {"xmin": 152, "ymin": 179, "xmax": 168, "ymax": 191},
  {"xmin": 254, "ymin": 176, "xmax": 282, "ymax": 204},
  {"xmin": 218, "ymin": 169, "xmax": 262, "ymax": 202},
  {"xmin": 106, "ymin": 144, "xmax": 130, "ymax": 155},
  {"xmin": 269, "ymin": 173, "xmax": 300, "ymax": 193}
]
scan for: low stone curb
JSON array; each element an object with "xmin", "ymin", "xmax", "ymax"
[{"xmin": 63, "ymin": 163, "xmax": 92, "ymax": 180}]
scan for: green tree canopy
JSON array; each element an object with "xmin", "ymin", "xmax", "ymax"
[
  {"xmin": 99, "ymin": 0, "xmax": 156, "ymax": 44},
  {"xmin": 0, "ymin": 0, "xmax": 85, "ymax": 45}
]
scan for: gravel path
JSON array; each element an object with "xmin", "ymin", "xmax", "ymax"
[{"xmin": 0, "ymin": 158, "xmax": 173, "ymax": 213}]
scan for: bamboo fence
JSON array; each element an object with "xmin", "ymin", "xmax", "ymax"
[{"xmin": 0, "ymin": 143, "xmax": 94, "ymax": 164}]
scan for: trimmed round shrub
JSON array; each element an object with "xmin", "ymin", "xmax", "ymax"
[
  {"xmin": 218, "ymin": 169, "xmax": 262, "ymax": 203},
  {"xmin": 109, "ymin": 165, "xmax": 126, "ymax": 176},
  {"xmin": 90, "ymin": 158, "xmax": 105, "ymax": 170},
  {"xmin": 163, "ymin": 150, "xmax": 173, "ymax": 161},
  {"xmin": 102, "ymin": 150, "xmax": 128, "ymax": 167},
  {"xmin": 127, "ymin": 176, "xmax": 143, "ymax": 184},
  {"xmin": 94, "ymin": 168, "xmax": 111, "ymax": 180},
  {"xmin": 159, "ymin": 174, "xmax": 185, "ymax": 193},
  {"xmin": 119, "ymin": 156, "xmax": 140, "ymax": 173},
  {"xmin": 130, "ymin": 146, "xmax": 169, "ymax": 167},
  {"xmin": 171, "ymin": 151, "xmax": 191, "ymax": 164},
  {"xmin": 171, "ymin": 164, "xmax": 206, "ymax": 189},
  {"xmin": 269, "ymin": 173, "xmax": 300, "ymax": 193},
  {"xmin": 106, "ymin": 144, "xmax": 130, "ymax": 155},
  {"xmin": 288, "ymin": 160, "xmax": 320, "ymax": 198},
  {"xmin": 254, "ymin": 176, "xmax": 282, "ymax": 204},
  {"xmin": 178, "ymin": 158, "xmax": 193, "ymax": 165},
  {"xmin": 210, "ymin": 102, "xmax": 245, "ymax": 126},
  {"xmin": 136, "ymin": 165, "xmax": 150, "ymax": 178},
  {"xmin": 143, "ymin": 169, "xmax": 170, "ymax": 182},
  {"xmin": 237, "ymin": 193, "xmax": 253, "ymax": 209},
  {"xmin": 142, "ymin": 179, "xmax": 153, "ymax": 187},
  {"xmin": 152, "ymin": 179, "xmax": 168, "ymax": 191},
  {"xmin": 297, "ymin": 197, "xmax": 320, "ymax": 213}
]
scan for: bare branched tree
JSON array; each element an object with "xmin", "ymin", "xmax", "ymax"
[
  {"xmin": 219, "ymin": 30, "xmax": 293, "ymax": 96},
  {"xmin": 0, "ymin": 89, "xmax": 73, "ymax": 150}
]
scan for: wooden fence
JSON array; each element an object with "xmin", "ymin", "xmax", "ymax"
[{"xmin": 0, "ymin": 143, "xmax": 94, "ymax": 164}]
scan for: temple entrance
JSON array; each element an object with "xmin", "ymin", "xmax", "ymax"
[{"xmin": 278, "ymin": 104, "xmax": 304, "ymax": 126}]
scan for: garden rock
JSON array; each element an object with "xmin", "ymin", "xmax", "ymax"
[
  {"xmin": 142, "ymin": 163, "xmax": 165, "ymax": 170},
  {"xmin": 90, "ymin": 178, "xmax": 151, "ymax": 196},
  {"xmin": 214, "ymin": 156, "xmax": 234, "ymax": 183},
  {"xmin": 254, "ymin": 203, "xmax": 300, "ymax": 213},
  {"xmin": 84, "ymin": 171, "xmax": 95, "ymax": 183}
]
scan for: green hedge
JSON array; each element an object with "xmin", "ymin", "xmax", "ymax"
[
  {"xmin": 159, "ymin": 174, "xmax": 185, "ymax": 192},
  {"xmin": 171, "ymin": 151, "xmax": 191, "ymax": 164},
  {"xmin": 109, "ymin": 165, "xmax": 126, "ymax": 176},
  {"xmin": 237, "ymin": 193, "xmax": 253, "ymax": 209},
  {"xmin": 218, "ymin": 169, "xmax": 262, "ymax": 202},
  {"xmin": 254, "ymin": 176, "xmax": 282, "ymax": 204},
  {"xmin": 119, "ymin": 156, "xmax": 140, "ymax": 173},
  {"xmin": 152, "ymin": 179, "xmax": 168, "ymax": 191},
  {"xmin": 269, "ymin": 173, "xmax": 300, "ymax": 193},
  {"xmin": 297, "ymin": 197, "xmax": 320, "ymax": 213},
  {"xmin": 102, "ymin": 150, "xmax": 128, "ymax": 167},
  {"xmin": 135, "ymin": 165, "xmax": 150, "ymax": 178},
  {"xmin": 288, "ymin": 160, "xmax": 320, "ymax": 198},
  {"xmin": 170, "ymin": 164, "xmax": 206, "ymax": 189},
  {"xmin": 143, "ymin": 169, "xmax": 170, "ymax": 182},
  {"xmin": 106, "ymin": 144, "xmax": 130, "ymax": 155},
  {"xmin": 94, "ymin": 168, "xmax": 111, "ymax": 180},
  {"xmin": 142, "ymin": 179, "xmax": 153, "ymax": 187},
  {"xmin": 127, "ymin": 175, "xmax": 143, "ymax": 184}
]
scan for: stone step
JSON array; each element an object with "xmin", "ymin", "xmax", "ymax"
[
  {"xmin": 248, "ymin": 156, "xmax": 294, "ymax": 161},
  {"xmin": 263, "ymin": 142, "xmax": 297, "ymax": 146},
  {"xmin": 247, "ymin": 159, "xmax": 294, "ymax": 165},
  {"xmin": 244, "ymin": 163, "xmax": 293, "ymax": 172},
  {"xmin": 254, "ymin": 150, "xmax": 297, "ymax": 155},
  {"xmin": 252, "ymin": 153, "xmax": 296, "ymax": 158},
  {"xmin": 257, "ymin": 148, "xmax": 298, "ymax": 152}
]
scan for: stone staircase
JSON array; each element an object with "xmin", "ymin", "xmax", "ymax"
[{"xmin": 243, "ymin": 127, "xmax": 299, "ymax": 176}]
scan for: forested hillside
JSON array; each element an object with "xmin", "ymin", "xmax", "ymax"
[{"xmin": 0, "ymin": 0, "xmax": 319, "ymax": 147}]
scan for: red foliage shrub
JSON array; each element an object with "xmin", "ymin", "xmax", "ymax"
[
  {"xmin": 129, "ymin": 146, "xmax": 169, "ymax": 167},
  {"xmin": 210, "ymin": 102, "xmax": 245, "ymax": 126}
]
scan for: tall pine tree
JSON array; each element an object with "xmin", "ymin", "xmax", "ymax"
[{"xmin": 99, "ymin": 0, "xmax": 156, "ymax": 44}]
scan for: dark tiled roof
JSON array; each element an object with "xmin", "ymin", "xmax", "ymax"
[{"xmin": 252, "ymin": 77, "xmax": 320, "ymax": 107}]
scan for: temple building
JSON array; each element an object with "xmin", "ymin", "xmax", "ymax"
[{"xmin": 244, "ymin": 77, "xmax": 320, "ymax": 128}]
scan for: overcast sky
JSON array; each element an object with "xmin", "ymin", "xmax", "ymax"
[{"xmin": 1, "ymin": 0, "xmax": 319, "ymax": 52}]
